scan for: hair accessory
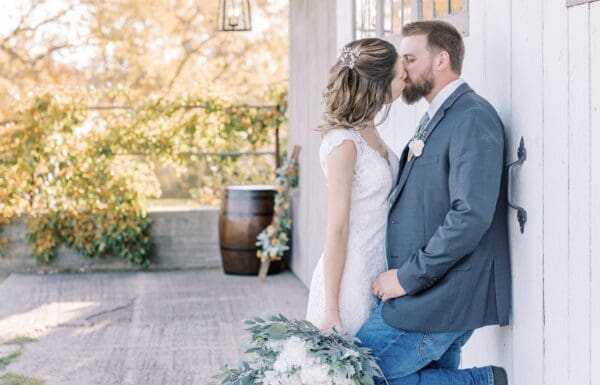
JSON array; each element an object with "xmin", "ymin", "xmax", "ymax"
[{"xmin": 339, "ymin": 46, "xmax": 361, "ymax": 69}]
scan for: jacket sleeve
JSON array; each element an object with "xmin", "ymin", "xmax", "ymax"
[{"xmin": 396, "ymin": 108, "xmax": 505, "ymax": 295}]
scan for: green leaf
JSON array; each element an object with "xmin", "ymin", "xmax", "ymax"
[
  {"xmin": 359, "ymin": 375, "xmax": 375, "ymax": 385},
  {"xmin": 268, "ymin": 324, "xmax": 287, "ymax": 340}
]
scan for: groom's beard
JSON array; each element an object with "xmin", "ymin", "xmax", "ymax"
[{"xmin": 402, "ymin": 69, "xmax": 434, "ymax": 105}]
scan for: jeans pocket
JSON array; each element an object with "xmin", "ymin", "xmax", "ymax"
[{"xmin": 382, "ymin": 329, "xmax": 407, "ymax": 356}]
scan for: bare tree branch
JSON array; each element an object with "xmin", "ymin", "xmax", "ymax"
[
  {"xmin": 165, "ymin": 39, "xmax": 211, "ymax": 93},
  {"xmin": 211, "ymin": 61, "xmax": 232, "ymax": 83},
  {"xmin": 34, "ymin": 4, "xmax": 77, "ymax": 29},
  {"xmin": 2, "ymin": 0, "xmax": 42, "ymax": 42},
  {"xmin": 1, "ymin": 1, "xmax": 83, "ymax": 68},
  {"xmin": 2, "ymin": 1, "xmax": 76, "ymax": 42},
  {"xmin": 31, "ymin": 43, "xmax": 80, "ymax": 66},
  {"xmin": 163, "ymin": 5, "xmax": 209, "ymax": 94}
]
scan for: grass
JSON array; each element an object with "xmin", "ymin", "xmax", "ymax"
[
  {"xmin": 0, "ymin": 336, "xmax": 38, "ymax": 372},
  {"xmin": 0, "ymin": 373, "xmax": 44, "ymax": 385},
  {"xmin": 1, "ymin": 337, "xmax": 37, "ymax": 346},
  {"xmin": 0, "ymin": 351, "xmax": 21, "ymax": 368}
]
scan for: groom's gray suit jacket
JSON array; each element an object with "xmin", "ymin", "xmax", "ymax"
[{"xmin": 382, "ymin": 83, "xmax": 511, "ymax": 333}]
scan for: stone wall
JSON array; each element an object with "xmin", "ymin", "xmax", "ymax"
[{"xmin": 0, "ymin": 206, "xmax": 221, "ymax": 274}]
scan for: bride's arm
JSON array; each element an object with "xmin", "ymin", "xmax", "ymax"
[{"xmin": 321, "ymin": 139, "xmax": 356, "ymax": 332}]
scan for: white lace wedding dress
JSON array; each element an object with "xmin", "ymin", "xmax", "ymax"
[{"xmin": 305, "ymin": 128, "xmax": 399, "ymax": 336}]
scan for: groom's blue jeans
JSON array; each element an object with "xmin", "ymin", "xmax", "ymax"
[{"xmin": 356, "ymin": 303, "xmax": 494, "ymax": 385}]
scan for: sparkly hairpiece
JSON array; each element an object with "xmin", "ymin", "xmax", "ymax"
[{"xmin": 339, "ymin": 46, "xmax": 361, "ymax": 69}]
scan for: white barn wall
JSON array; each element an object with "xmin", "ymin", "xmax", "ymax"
[
  {"xmin": 567, "ymin": 5, "xmax": 592, "ymax": 385},
  {"xmin": 459, "ymin": 0, "xmax": 514, "ymax": 373},
  {"xmin": 591, "ymin": 4, "xmax": 600, "ymax": 385},
  {"xmin": 541, "ymin": 1, "xmax": 570, "ymax": 385},
  {"xmin": 288, "ymin": 0, "xmax": 337, "ymax": 287},
  {"xmin": 506, "ymin": 0, "xmax": 546, "ymax": 382},
  {"xmin": 289, "ymin": 1, "xmax": 600, "ymax": 383}
]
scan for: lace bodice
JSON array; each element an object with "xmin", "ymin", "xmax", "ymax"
[{"xmin": 306, "ymin": 128, "xmax": 399, "ymax": 336}]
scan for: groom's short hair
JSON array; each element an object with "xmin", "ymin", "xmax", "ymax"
[{"xmin": 402, "ymin": 20, "xmax": 465, "ymax": 75}]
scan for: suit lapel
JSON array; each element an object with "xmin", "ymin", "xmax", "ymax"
[
  {"xmin": 397, "ymin": 145, "xmax": 409, "ymax": 178},
  {"xmin": 386, "ymin": 146, "xmax": 409, "ymax": 207},
  {"xmin": 389, "ymin": 83, "xmax": 474, "ymax": 208}
]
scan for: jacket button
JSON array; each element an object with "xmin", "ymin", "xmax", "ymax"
[{"xmin": 390, "ymin": 219, "xmax": 398, "ymax": 224}]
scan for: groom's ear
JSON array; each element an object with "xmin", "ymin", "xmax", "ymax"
[{"xmin": 434, "ymin": 50, "xmax": 452, "ymax": 72}]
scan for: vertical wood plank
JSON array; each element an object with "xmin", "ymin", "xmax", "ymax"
[
  {"xmin": 588, "ymin": 3, "xmax": 600, "ymax": 385},
  {"xmin": 308, "ymin": 0, "xmax": 331, "ymax": 287},
  {"xmin": 289, "ymin": 0, "xmax": 308, "ymax": 284},
  {"xmin": 542, "ymin": 1, "xmax": 570, "ymax": 385},
  {"xmin": 567, "ymin": 4, "xmax": 591, "ymax": 385},
  {"xmin": 289, "ymin": 0, "xmax": 340, "ymax": 287},
  {"xmin": 461, "ymin": 0, "xmax": 513, "ymax": 374},
  {"xmin": 482, "ymin": 0, "xmax": 511, "ymax": 122},
  {"xmin": 336, "ymin": 0, "xmax": 354, "ymax": 48},
  {"xmin": 461, "ymin": 0, "xmax": 486, "ymax": 92},
  {"xmin": 510, "ymin": 0, "xmax": 545, "ymax": 383},
  {"xmin": 461, "ymin": 0, "xmax": 512, "ymax": 372}
]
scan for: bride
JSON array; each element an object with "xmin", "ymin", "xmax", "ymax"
[{"xmin": 306, "ymin": 38, "xmax": 406, "ymax": 336}]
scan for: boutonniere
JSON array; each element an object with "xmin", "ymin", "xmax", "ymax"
[{"xmin": 407, "ymin": 130, "xmax": 426, "ymax": 162}]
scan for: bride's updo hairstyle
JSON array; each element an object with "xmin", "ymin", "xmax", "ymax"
[{"xmin": 320, "ymin": 38, "xmax": 398, "ymax": 134}]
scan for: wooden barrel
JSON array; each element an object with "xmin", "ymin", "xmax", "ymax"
[{"xmin": 218, "ymin": 185, "xmax": 285, "ymax": 275}]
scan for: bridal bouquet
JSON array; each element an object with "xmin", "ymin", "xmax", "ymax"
[{"xmin": 212, "ymin": 313, "xmax": 383, "ymax": 385}]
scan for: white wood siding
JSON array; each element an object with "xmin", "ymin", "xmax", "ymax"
[
  {"xmin": 460, "ymin": 0, "xmax": 514, "ymax": 374},
  {"xmin": 567, "ymin": 5, "xmax": 592, "ymax": 385},
  {"xmin": 542, "ymin": 1, "xmax": 570, "ymax": 385},
  {"xmin": 288, "ymin": 1, "xmax": 600, "ymax": 383},
  {"xmin": 288, "ymin": 0, "xmax": 337, "ymax": 287},
  {"xmin": 591, "ymin": 5, "xmax": 600, "ymax": 385}
]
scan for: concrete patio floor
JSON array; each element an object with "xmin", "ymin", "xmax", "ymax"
[{"xmin": 0, "ymin": 268, "xmax": 308, "ymax": 385}]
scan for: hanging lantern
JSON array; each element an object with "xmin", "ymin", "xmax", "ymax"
[{"xmin": 218, "ymin": 0, "xmax": 252, "ymax": 32}]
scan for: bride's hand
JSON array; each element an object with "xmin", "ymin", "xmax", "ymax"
[{"xmin": 321, "ymin": 309, "xmax": 344, "ymax": 334}]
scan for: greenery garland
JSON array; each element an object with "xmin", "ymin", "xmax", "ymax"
[{"xmin": 256, "ymin": 146, "xmax": 300, "ymax": 278}]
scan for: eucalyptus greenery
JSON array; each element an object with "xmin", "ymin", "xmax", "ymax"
[
  {"xmin": 212, "ymin": 314, "xmax": 383, "ymax": 385},
  {"xmin": 255, "ymin": 155, "xmax": 298, "ymax": 262}
]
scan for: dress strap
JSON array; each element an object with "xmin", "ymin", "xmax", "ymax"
[{"xmin": 319, "ymin": 129, "xmax": 363, "ymax": 175}]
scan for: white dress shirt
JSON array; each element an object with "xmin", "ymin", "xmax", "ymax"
[{"xmin": 425, "ymin": 78, "xmax": 465, "ymax": 126}]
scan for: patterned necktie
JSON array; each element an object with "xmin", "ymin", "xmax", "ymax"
[{"xmin": 415, "ymin": 112, "xmax": 430, "ymax": 135}]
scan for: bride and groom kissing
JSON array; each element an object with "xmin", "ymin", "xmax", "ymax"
[{"xmin": 305, "ymin": 20, "xmax": 511, "ymax": 385}]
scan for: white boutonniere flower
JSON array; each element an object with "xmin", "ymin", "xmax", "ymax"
[
  {"xmin": 408, "ymin": 139, "xmax": 425, "ymax": 161},
  {"xmin": 407, "ymin": 129, "xmax": 427, "ymax": 162}
]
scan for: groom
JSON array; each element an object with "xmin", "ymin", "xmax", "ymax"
[{"xmin": 356, "ymin": 21, "xmax": 511, "ymax": 385}]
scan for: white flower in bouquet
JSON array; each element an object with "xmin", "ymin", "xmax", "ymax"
[
  {"xmin": 333, "ymin": 370, "xmax": 357, "ymax": 385},
  {"xmin": 262, "ymin": 370, "xmax": 281, "ymax": 385},
  {"xmin": 299, "ymin": 361, "xmax": 332, "ymax": 385},
  {"xmin": 273, "ymin": 336, "xmax": 310, "ymax": 372},
  {"xmin": 335, "ymin": 363, "xmax": 357, "ymax": 380},
  {"xmin": 280, "ymin": 371, "xmax": 302, "ymax": 385},
  {"xmin": 342, "ymin": 348, "xmax": 361, "ymax": 360}
]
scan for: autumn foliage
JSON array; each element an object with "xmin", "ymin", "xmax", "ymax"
[{"xmin": 0, "ymin": 0, "xmax": 289, "ymax": 264}]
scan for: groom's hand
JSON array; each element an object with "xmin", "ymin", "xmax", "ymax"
[{"xmin": 372, "ymin": 269, "xmax": 407, "ymax": 301}]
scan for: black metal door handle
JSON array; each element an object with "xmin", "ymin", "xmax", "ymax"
[{"xmin": 507, "ymin": 137, "xmax": 527, "ymax": 234}]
